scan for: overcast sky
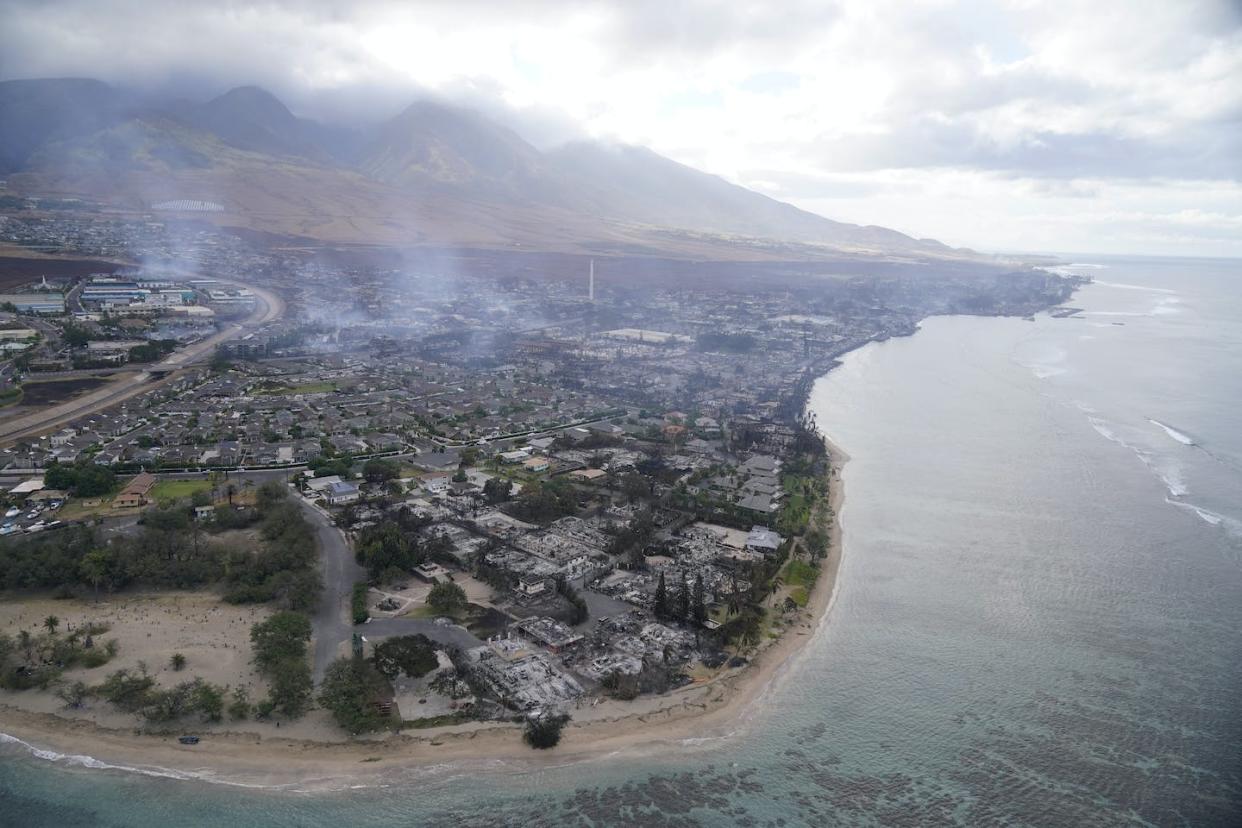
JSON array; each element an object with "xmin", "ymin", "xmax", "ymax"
[{"xmin": 2, "ymin": 0, "xmax": 1240, "ymax": 257}]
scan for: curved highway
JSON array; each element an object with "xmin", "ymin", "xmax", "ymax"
[{"xmin": 0, "ymin": 280, "xmax": 284, "ymax": 446}]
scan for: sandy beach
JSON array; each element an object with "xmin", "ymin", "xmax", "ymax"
[{"xmin": 0, "ymin": 441, "xmax": 849, "ymax": 788}]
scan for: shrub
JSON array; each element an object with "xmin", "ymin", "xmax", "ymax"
[
  {"xmin": 96, "ymin": 666, "xmax": 157, "ymax": 712},
  {"xmin": 523, "ymin": 713, "xmax": 570, "ymax": 749},
  {"xmin": 351, "ymin": 582, "xmax": 370, "ymax": 624},
  {"xmin": 228, "ymin": 687, "xmax": 251, "ymax": 720}
]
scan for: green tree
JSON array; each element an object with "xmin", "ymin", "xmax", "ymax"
[
  {"xmin": 249, "ymin": 612, "xmax": 311, "ymax": 671},
  {"xmin": 319, "ymin": 656, "xmax": 389, "ymax": 733},
  {"xmin": 228, "ymin": 687, "xmax": 251, "ymax": 720},
  {"xmin": 44, "ymin": 461, "xmax": 77, "ymax": 491},
  {"xmin": 351, "ymin": 581, "xmax": 371, "ymax": 624},
  {"xmin": 60, "ymin": 323, "xmax": 91, "ymax": 348},
  {"xmin": 653, "ymin": 573, "xmax": 668, "ymax": 620},
  {"xmin": 507, "ymin": 478, "xmax": 578, "ymax": 524},
  {"xmin": 523, "ymin": 713, "xmax": 570, "ymax": 749},
  {"xmin": 370, "ymin": 635, "xmax": 438, "ymax": 679},
  {"xmin": 427, "ymin": 581, "xmax": 467, "ymax": 615},
  {"xmin": 43, "ymin": 615, "xmax": 60, "ymax": 635},
  {"xmin": 73, "ymin": 463, "xmax": 116, "ymax": 497},
  {"xmin": 621, "ymin": 472, "xmax": 649, "ymax": 504},
  {"xmin": 482, "ymin": 476, "xmax": 512, "ymax": 504},
  {"xmin": 692, "ymin": 573, "xmax": 707, "ymax": 624},
  {"xmin": 170, "ymin": 652, "xmax": 187, "ymax": 671},
  {"xmin": 362, "ymin": 458, "xmax": 400, "ymax": 483},
  {"xmin": 80, "ymin": 549, "xmax": 109, "ymax": 601},
  {"xmin": 194, "ymin": 681, "xmax": 224, "ymax": 722},
  {"xmin": 268, "ymin": 656, "xmax": 313, "ymax": 717}
]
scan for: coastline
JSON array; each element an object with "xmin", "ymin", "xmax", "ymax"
[{"xmin": 0, "ymin": 437, "xmax": 849, "ymax": 790}]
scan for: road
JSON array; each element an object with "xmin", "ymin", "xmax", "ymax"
[
  {"xmin": 359, "ymin": 618, "xmax": 484, "ymax": 651},
  {"xmin": 298, "ymin": 496, "xmax": 367, "ymax": 684},
  {"xmin": 0, "ymin": 279, "xmax": 284, "ymax": 447},
  {"xmin": 300, "ymin": 493, "xmax": 486, "ymax": 683}
]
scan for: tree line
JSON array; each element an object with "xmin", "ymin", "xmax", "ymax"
[{"xmin": 0, "ymin": 481, "xmax": 321, "ymax": 613}]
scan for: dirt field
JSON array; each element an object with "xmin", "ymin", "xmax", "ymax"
[
  {"xmin": 15, "ymin": 377, "xmax": 112, "ymax": 407},
  {"xmin": 0, "ymin": 591, "xmax": 273, "ymax": 694},
  {"xmin": 0, "ymin": 253, "xmax": 124, "ymax": 290}
]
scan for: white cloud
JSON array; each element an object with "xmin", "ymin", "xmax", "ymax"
[{"xmin": 0, "ymin": 0, "xmax": 1239, "ymax": 255}]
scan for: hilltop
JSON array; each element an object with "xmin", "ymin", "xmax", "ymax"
[{"xmin": 1, "ymin": 78, "xmax": 983, "ymax": 263}]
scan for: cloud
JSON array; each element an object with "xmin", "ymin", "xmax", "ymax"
[{"xmin": 0, "ymin": 0, "xmax": 1239, "ymax": 255}]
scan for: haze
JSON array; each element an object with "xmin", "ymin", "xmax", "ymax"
[{"xmin": 2, "ymin": 0, "xmax": 1239, "ymax": 257}]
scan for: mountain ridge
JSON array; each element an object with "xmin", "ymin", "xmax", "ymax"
[{"xmin": 0, "ymin": 78, "xmax": 977, "ymax": 261}]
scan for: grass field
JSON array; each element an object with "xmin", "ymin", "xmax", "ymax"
[
  {"xmin": 150, "ymin": 479, "xmax": 212, "ymax": 502},
  {"xmin": 55, "ymin": 498, "xmax": 120, "ymax": 522},
  {"xmin": 784, "ymin": 558, "xmax": 819, "ymax": 589},
  {"xmin": 256, "ymin": 381, "xmax": 337, "ymax": 396}
]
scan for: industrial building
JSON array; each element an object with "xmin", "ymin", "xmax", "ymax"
[{"xmin": 0, "ymin": 294, "xmax": 66, "ymax": 314}]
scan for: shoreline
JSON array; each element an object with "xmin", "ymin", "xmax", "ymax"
[{"xmin": 0, "ymin": 438, "xmax": 849, "ymax": 791}]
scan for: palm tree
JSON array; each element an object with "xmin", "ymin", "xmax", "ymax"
[
  {"xmin": 724, "ymin": 570, "xmax": 746, "ymax": 617},
  {"xmin": 43, "ymin": 615, "xmax": 60, "ymax": 635},
  {"xmin": 80, "ymin": 549, "xmax": 108, "ymax": 603},
  {"xmin": 170, "ymin": 653, "xmax": 187, "ymax": 671},
  {"xmin": 739, "ymin": 611, "xmax": 762, "ymax": 648},
  {"xmin": 768, "ymin": 573, "xmax": 785, "ymax": 607}
]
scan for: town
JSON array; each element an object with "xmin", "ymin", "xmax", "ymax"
[{"xmin": 0, "ymin": 200, "xmax": 1081, "ymax": 746}]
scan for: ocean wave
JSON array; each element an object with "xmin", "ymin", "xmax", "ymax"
[
  {"xmin": 1165, "ymin": 499, "xmax": 1242, "ymax": 539},
  {"xmin": 1016, "ymin": 344, "xmax": 1068, "ymax": 379},
  {"xmin": 1086, "ymin": 416, "xmax": 1187, "ymax": 497},
  {"xmin": 1087, "ymin": 416, "xmax": 1120, "ymax": 443},
  {"xmin": 0, "ymin": 729, "xmax": 648, "ymax": 794},
  {"xmin": 1155, "ymin": 464, "xmax": 1189, "ymax": 498},
  {"xmin": 1030, "ymin": 365, "xmax": 1067, "ymax": 379},
  {"xmin": 1094, "ymin": 280, "xmax": 1178, "ymax": 295},
  {"xmin": 1, "ymin": 732, "xmax": 195, "ymax": 782},
  {"xmin": 1149, "ymin": 419, "xmax": 1196, "ymax": 446},
  {"xmin": 1085, "ymin": 297, "xmax": 1181, "ymax": 318},
  {"xmin": 1151, "ymin": 294, "xmax": 1184, "ymax": 314},
  {"xmin": 0, "ymin": 731, "xmax": 309, "ymax": 791},
  {"xmin": 1167, "ymin": 499, "xmax": 1222, "ymax": 525}
]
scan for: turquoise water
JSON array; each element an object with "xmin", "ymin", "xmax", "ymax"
[{"xmin": 3, "ymin": 256, "xmax": 1240, "ymax": 826}]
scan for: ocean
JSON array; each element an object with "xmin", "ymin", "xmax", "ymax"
[{"xmin": 2, "ymin": 255, "xmax": 1240, "ymax": 826}]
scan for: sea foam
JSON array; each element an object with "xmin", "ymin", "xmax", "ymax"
[
  {"xmin": 0, "ymin": 731, "xmax": 308, "ymax": 790},
  {"xmin": 1094, "ymin": 280, "xmax": 1178, "ymax": 295},
  {"xmin": 1149, "ymin": 419, "xmax": 1195, "ymax": 446},
  {"xmin": 1086, "ymin": 416, "xmax": 1188, "ymax": 497}
]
